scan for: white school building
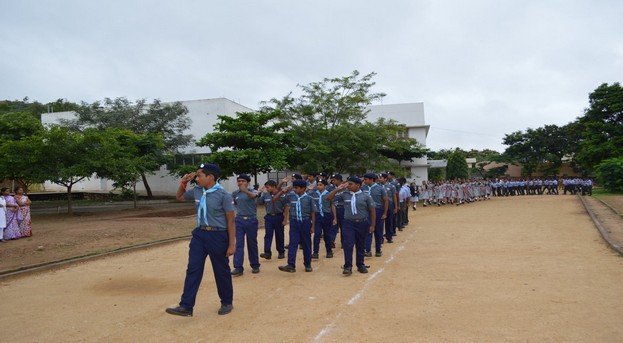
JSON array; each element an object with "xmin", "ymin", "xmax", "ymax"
[{"xmin": 40, "ymin": 98, "xmax": 429, "ymax": 194}]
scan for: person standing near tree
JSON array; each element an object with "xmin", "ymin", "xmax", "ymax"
[
  {"xmin": 14, "ymin": 186, "xmax": 32, "ymax": 237},
  {"xmin": 278, "ymin": 179, "xmax": 316, "ymax": 273},
  {"xmin": 231, "ymin": 174, "xmax": 261, "ymax": 276},
  {"xmin": 361, "ymin": 173, "xmax": 387, "ymax": 258},
  {"xmin": 0, "ymin": 191, "xmax": 6, "ymax": 242},
  {"xmin": 1, "ymin": 188, "xmax": 20, "ymax": 240},
  {"xmin": 165, "ymin": 163, "xmax": 235, "ymax": 317}
]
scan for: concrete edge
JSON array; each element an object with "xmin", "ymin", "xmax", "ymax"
[
  {"xmin": 0, "ymin": 235, "xmax": 191, "ymax": 281},
  {"xmin": 578, "ymin": 194, "xmax": 623, "ymax": 257}
]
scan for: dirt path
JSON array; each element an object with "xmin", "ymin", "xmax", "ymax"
[{"xmin": 1, "ymin": 196, "xmax": 622, "ymax": 342}]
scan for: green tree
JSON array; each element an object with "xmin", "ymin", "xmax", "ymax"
[
  {"xmin": 574, "ymin": 83, "xmax": 623, "ymax": 172},
  {"xmin": 197, "ymin": 111, "xmax": 293, "ymax": 185},
  {"xmin": 96, "ymin": 129, "xmax": 166, "ymax": 207},
  {"xmin": 62, "ymin": 97, "xmax": 192, "ymax": 198},
  {"xmin": 446, "ymin": 149, "xmax": 469, "ymax": 180},
  {"xmin": 0, "ymin": 112, "xmax": 46, "ymax": 189},
  {"xmin": 39, "ymin": 126, "xmax": 110, "ymax": 214},
  {"xmin": 502, "ymin": 125, "xmax": 570, "ymax": 177},
  {"xmin": 261, "ymin": 70, "xmax": 390, "ymax": 174},
  {"xmin": 376, "ymin": 118, "xmax": 429, "ymax": 167}
]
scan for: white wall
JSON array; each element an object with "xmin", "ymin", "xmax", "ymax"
[{"xmin": 40, "ymin": 99, "xmax": 430, "ymax": 193}]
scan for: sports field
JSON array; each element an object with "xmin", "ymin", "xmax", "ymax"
[{"xmin": 1, "ymin": 195, "xmax": 622, "ymax": 342}]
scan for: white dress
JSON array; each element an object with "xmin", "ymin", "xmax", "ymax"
[{"xmin": 0, "ymin": 196, "xmax": 7, "ymax": 239}]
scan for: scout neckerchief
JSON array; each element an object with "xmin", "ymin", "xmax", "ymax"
[
  {"xmin": 350, "ymin": 190, "xmax": 362, "ymax": 215},
  {"xmin": 318, "ymin": 190, "xmax": 328, "ymax": 217},
  {"xmin": 295, "ymin": 192, "xmax": 308, "ymax": 221},
  {"xmin": 198, "ymin": 183, "xmax": 224, "ymax": 226}
]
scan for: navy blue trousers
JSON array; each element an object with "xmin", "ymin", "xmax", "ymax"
[
  {"xmin": 385, "ymin": 203, "xmax": 395, "ymax": 240},
  {"xmin": 287, "ymin": 218, "xmax": 312, "ymax": 268},
  {"xmin": 263, "ymin": 214, "xmax": 285, "ymax": 255},
  {"xmin": 180, "ymin": 228, "xmax": 233, "ymax": 309},
  {"xmin": 331, "ymin": 207, "xmax": 345, "ymax": 245},
  {"xmin": 365, "ymin": 207, "xmax": 385, "ymax": 253},
  {"xmin": 343, "ymin": 219, "xmax": 369, "ymax": 269},
  {"xmin": 313, "ymin": 212, "xmax": 334, "ymax": 254},
  {"xmin": 233, "ymin": 216, "xmax": 260, "ymax": 270}
]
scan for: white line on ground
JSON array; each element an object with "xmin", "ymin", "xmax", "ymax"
[{"xmin": 313, "ymin": 232, "xmax": 414, "ymax": 342}]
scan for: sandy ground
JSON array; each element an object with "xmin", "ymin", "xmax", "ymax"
[{"xmin": 1, "ymin": 195, "xmax": 623, "ymax": 342}]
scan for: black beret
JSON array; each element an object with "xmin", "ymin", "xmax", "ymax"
[
  {"xmin": 331, "ymin": 173, "xmax": 342, "ymax": 181},
  {"xmin": 237, "ymin": 174, "xmax": 251, "ymax": 182},
  {"xmin": 363, "ymin": 173, "xmax": 378, "ymax": 180},
  {"xmin": 199, "ymin": 163, "xmax": 220, "ymax": 178},
  {"xmin": 346, "ymin": 176, "xmax": 362, "ymax": 185},
  {"xmin": 292, "ymin": 179, "xmax": 307, "ymax": 188},
  {"xmin": 380, "ymin": 173, "xmax": 389, "ymax": 178},
  {"xmin": 292, "ymin": 173, "xmax": 303, "ymax": 180},
  {"xmin": 317, "ymin": 179, "xmax": 329, "ymax": 186},
  {"xmin": 387, "ymin": 171, "xmax": 396, "ymax": 176},
  {"xmin": 318, "ymin": 172, "xmax": 328, "ymax": 178}
]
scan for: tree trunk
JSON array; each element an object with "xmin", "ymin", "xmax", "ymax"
[
  {"xmin": 141, "ymin": 173, "xmax": 153, "ymax": 199},
  {"xmin": 133, "ymin": 182, "xmax": 138, "ymax": 209},
  {"xmin": 66, "ymin": 184, "xmax": 73, "ymax": 215}
]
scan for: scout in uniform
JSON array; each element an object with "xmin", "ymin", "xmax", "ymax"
[
  {"xmin": 362, "ymin": 172, "xmax": 387, "ymax": 257},
  {"xmin": 310, "ymin": 179, "xmax": 335, "ymax": 258},
  {"xmin": 327, "ymin": 176, "xmax": 376, "ymax": 275},
  {"xmin": 330, "ymin": 173, "xmax": 347, "ymax": 248},
  {"xmin": 230, "ymin": 174, "xmax": 260, "ymax": 276},
  {"xmin": 279, "ymin": 179, "xmax": 316, "ymax": 273},
  {"xmin": 257, "ymin": 180, "xmax": 287, "ymax": 260},
  {"xmin": 379, "ymin": 173, "xmax": 397, "ymax": 243},
  {"xmin": 166, "ymin": 163, "xmax": 235, "ymax": 317}
]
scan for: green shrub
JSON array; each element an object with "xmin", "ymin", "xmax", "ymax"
[{"xmin": 595, "ymin": 157, "xmax": 623, "ymax": 192}]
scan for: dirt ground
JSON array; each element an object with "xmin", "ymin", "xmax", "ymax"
[{"xmin": 1, "ymin": 195, "xmax": 623, "ymax": 342}]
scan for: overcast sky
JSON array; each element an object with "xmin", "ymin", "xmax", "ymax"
[{"xmin": 2, "ymin": 1, "xmax": 622, "ymax": 152}]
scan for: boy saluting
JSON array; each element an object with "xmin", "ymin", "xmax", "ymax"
[{"xmin": 166, "ymin": 163, "xmax": 235, "ymax": 317}]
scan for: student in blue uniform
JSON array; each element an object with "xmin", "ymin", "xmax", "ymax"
[
  {"xmin": 379, "ymin": 173, "xmax": 397, "ymax": 243},
  {"xmin": 257, "ymin": 180, "xmax": 287, "ymax": 260},
  {"xmin": 330, "ymin": 173, "xmax": 347, "ymax": 248},
  {"xmin": 166, "ymin": 163, "xmax": 235, "ymax": 317},
  {"xmin": 231, "ymin": 174, "xmax": 260, "ymax": 276},
  {"xmin": 327, "ymin": 176, "xmax": 376, "ymax": 275},
  {"xmin": 279, "ymin": 179, "xmax": 316, "ymax": 273},
  {"xmin": 310, "ymin": 179, "xmax": 335, "ymax": 259},
  {"xmin": 361, "ymin": 173, "xmax": 388, "ymax": 257}
]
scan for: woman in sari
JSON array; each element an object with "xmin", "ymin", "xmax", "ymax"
[
  {"xmin": 14, "ymin": 186, "xmax": 32, "ymax": 237},
  {"xmin": 0, "ymin": 193, "xmax": 6, "ymax": 241},
  {"xmin": 1, "ymin": 187, "xmax": 21, "ymax": 240}
]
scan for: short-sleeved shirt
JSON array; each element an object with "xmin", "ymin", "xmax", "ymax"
[
  {"xmin": 184, "ymin": 186, "xmax": 235, "ymax": 228},
  {"xmin": 362, "ymin": 183, "xmax": 386, "ymax": 208},
  {"xmin": 382, "ymin": 182, "xmax": 396, "ymax": 205},
  {"xmin": 332, "ymin": 188, "xmax": 349, "ymax": 208},
  {"xmin": 333, "ymin": 191, "xmax": 374, "ymax": 221},
  {"xmin": 285, "ymin": 192, "xmax": 316, "ymax": 219},
  {"xmin": 309, "ymin": 189, "xmax": 332, "ymax": 214},
  {"xmin": 232, "ymin": 188, "xmax": 258, "ymax": 216},
  {"xmin": 258, "ymin": 191, "xmax": 286, "ymax": 214}
]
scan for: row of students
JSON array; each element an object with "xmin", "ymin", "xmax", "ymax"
[{"xmin": 165, "ymin": 164, "xmax": 411, "ymax": 318}]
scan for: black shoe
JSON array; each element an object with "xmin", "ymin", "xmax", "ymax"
[
  {"xmin": 375, "ymin": 251, "xmax": 382, "ymax": 257},
  {"xmin": 252, "ymin": 267, "xmax": 260, "ymax": 274},
  {"xmin": 398, "ymin": 228, "xmax": 404, "ymax": 231},
  {"xmin": 277, "ymin": 253, "xmax": 285, "ymax": 259},
  {"xmin": 166, "ymin": 305, "xmax": 193, "ymax": 317},
  {"xmin": 218, "ymin": 304, "xmax": 233, "ymax": 315},
  {"xmin": 386, "ymin": 239, "xmax": 393, "ymax": 243},
  {"xmin": 260, "ymin": 252, "xmax": 272, "ymax": 260},
  {"xmin": 311, "ymin": 253, "xmax": 319, "ymax": 259},
  {"xmin": 357, "ymin": 265, "xmax": 369, "ymax": 273},
  {"xmin": 326, "ymin": 252, "xmax": 334, "ymax": 258},
  {"xmin": 364, "ymin": 251, "xmax": 372, "ymax": 257},
  {"xmin": 278, "ymin": 264, "xmax": 296, "ymax": 273},
  {"xmin": 305, "ymin": 266, "xmax": 313, "ymax": 272},
  {"xmin": 231, "ymin": 268, "xmax": 243, "ymax": 277},
  {"xmin": 342, "ymin": 267, "xmax": 352, "ymax": 275}
]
